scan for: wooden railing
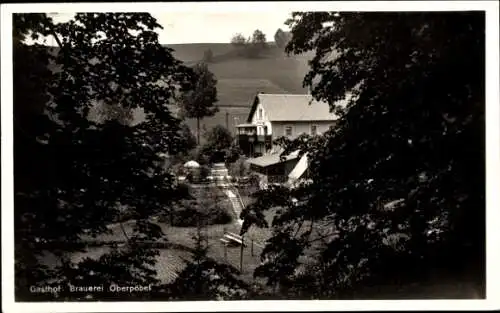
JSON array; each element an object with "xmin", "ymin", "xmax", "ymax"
[{"xmin": 266, "ymin": 175, "xmax": 289, "ymax": 184}]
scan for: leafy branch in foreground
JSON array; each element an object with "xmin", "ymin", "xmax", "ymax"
[
  {"xmin": 14, "ymin": 13, "xmax": 197, "ymax": 301},
  {"xmin": 242, "ymin": 11, "xmax": 485, "ymax": 299}
]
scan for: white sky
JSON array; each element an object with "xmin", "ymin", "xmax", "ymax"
[{"xmin": 46, "ymin": 12, "xmax": 292, "ymax": 44}]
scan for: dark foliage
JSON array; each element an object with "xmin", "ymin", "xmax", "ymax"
[
  {"xmin": 242, "ymin": 12, "xmax": 485, "ymax": 298},
  {"xmin": 167, "ymin": 258, "xmax": 250, "ymax": 300},
  {"xmin": 200, "ymin": 124, "xmax": 234, "ymax": 164},
  {"xmin": 14, "ymin": 13, "xmax": 198, "ymax": 301},
  {"xmin": 179, "ymin": 62, "xmax": 219, "ymax": 144},
  {"xmin": 274, "ymin": 28, "xmax": 292, "ymax": 49}
]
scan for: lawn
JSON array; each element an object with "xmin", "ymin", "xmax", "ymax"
[{"xmin": 67, "ymin": 184, "xmax": 273, "ymax": 284}]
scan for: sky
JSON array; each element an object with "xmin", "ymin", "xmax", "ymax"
[{"xmin": 46, "ymin": 11, "xmax": 293, "ymax": 45}]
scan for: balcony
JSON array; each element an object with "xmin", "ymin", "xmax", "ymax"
[{"xmin": 237, "ymin": 133, "xmax": 272, "ymax": 143}]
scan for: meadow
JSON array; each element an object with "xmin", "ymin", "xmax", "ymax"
[{"xmin": 166, "ymin": 42, "xmax": 314, "ymax": 137}]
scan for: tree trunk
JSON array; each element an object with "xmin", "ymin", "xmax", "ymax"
[{"xmin": 197, "ymin": 117, "xmax": 200, "ymax": 145}]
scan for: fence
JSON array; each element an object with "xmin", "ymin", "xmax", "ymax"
[{"xmin": 218, "ymin": 229, "xmax": 266, "ymax": 277}]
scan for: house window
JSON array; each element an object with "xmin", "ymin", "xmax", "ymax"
[
  {"xmin": 310, "ymin": 125, "xmax": 318, "ymax": 135},
  {"xmin": 285, "ymin": 125, "xmax": 293, "ymax": 137},
  {"xmin": 258, "ymin": 108, "xmax": 263, "ymax": 120}
]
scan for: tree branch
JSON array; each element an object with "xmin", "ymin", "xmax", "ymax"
[{"xmin": 47, "ymin": 22, "xmax": 64, "ymax": 49}]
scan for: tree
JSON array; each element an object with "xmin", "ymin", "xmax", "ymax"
[
  {"xmin": 95, "ymin": 102, "xmax": 135, "ymax": 125},
  {"xmin": 242, "ymin": 12, "xmax": 485, "ymax": 298},
  {"xmin": 231, "ymin": 33, "xmax": 248, "ymax": 57},
  {"xmin": 203, "ymin": 48, "xmax": 214, "ymax": 63},
  {"xmin": 231, "ymin": 30, "xmax": 268, "ymax": 58},
  {"xmin": 274, "ymin": 28, "xmax": 286, "ymax": 48},
  {"xmin": 251, "ymin": 29, "xmax": 267, "ymax": 49},
  {"xmin": 179, "ymin": 62, "xmax": 219, "ymax": 144},
  {"xmin": 165, "ymin": 187, "xmax": 249, "ymax": 301},
  {"xmin": 230, "ymin": 33, "xmax": 247, "ymax": 47},
  {"xmin": 179, "ymin": 123, "xmax": 197, "ymax": 152},
  {"xmin": 14, "ymin": 13, "xmax": 197, "ymax": 301},
  {"xmin": 167, "ymin": 256, "xmax": 250, "ymax": 300},
  {"xmin": 244, "ymin": 29, "xmax": 268, "ymax": 58},
  {"xmin": 274, "ymin": 28, "xmax": 292, "ymax": 49},
  {"xmin": 201, "ymin": 125, "xmax": 233, "ymax": 163},
  {"xmin": 167, "ymin": 123, "xmax": 198, "ymax": 168}
]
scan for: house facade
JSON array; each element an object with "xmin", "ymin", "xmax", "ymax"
[
  {"xmin": 235, "ymin": 93, "xmax": 345, "ymax": 187},
  {"xmin": 236, "ymin": 93, "xmax": 340, "ymax": 157}
]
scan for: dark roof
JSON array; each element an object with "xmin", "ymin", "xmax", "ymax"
[{"xmin": 247, "ymin": 93, "xmax": 344, "ymax": 123}]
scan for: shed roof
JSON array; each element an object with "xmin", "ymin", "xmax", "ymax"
[{"xmin": 246, "ymin": 150, "xmax": 300, "ymax": 167}]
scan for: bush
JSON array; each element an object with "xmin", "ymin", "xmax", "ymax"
[
  {"xmin": 188, "ymin": 146, "xmax": 210, "ymax": 166},
  {"xmin": 160, "ymin": 187, "xmax": 233, "ymax": 227},
  {"xmin": 203, "ymin": 49, "xmax": 213, "ymax": 63},
  {"xmin": 170, "ymin": 207, "xmax": 202, "ymax": 227},
  {"xmin": 168, "ymin": 205, "xmax": 232, "ymax": 227},
  {"xmin": 200, "ymin": 165, "xmax": 210, "ymax": 181},
  {"xmin": 228, "ymin": 156, "xmax": 250, "ymax": 177},
  {"xmin": 207, "ymin": 204, "xmax": 233, "ymax": 225},
  {"xmin": 248, "ymin": 173, "xmax": 260, "ymax": 187}
]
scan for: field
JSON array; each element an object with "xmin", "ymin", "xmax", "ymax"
[
  {"xmin": 165, "ymin": 43, "xmax": 236, "ymax": 64},
  {"xmin": 165, "ymin": 43, "xmax": 314, "ymax": 137},
  {"xmin": 38, "ymin": 184, "xmax": 276, "ymax": 285}
]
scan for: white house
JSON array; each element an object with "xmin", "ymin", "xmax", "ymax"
[
  {"xmin": 236, "ymin": 93, "xmax": 343, "ymax": 157},
  {"xmin": 236, "ymin": 93, "xmax": 346, "ymax": 185}
]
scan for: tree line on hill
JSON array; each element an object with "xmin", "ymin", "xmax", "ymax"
[
  {"xmin": 200, "ymin": 28, "xmax": 291, "ymax": 63},
  {"xmin": 13, "ymin": 11, "xmax": 485, "ymax": 301},
  {"xmin": 230, "ymin": 29, "xmax": 269, "ymax": 58}
]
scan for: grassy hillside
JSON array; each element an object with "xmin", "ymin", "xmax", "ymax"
[
  {"xmin": 167, "ymin": 43, "xmax": 312, "ymax": 95},
  {"xmin": 165, "ymin": 43, "xmax": 235, "ymax": 64},
  {"xmin": 166, "ymin": 43, "xmax": 314, "ymax": 137},
  {"xmin": 42, "ymin": 43, "xmax": 314, "ymax": 137}
]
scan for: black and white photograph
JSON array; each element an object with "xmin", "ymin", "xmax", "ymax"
[{"xmin": 1, "ymin": 1, "xmax": 499, "ymax": 311}]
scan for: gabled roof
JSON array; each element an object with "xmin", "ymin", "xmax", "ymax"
[{"xmin": 247, "ymin": 93, "xmax": 345, "ymax": 123}]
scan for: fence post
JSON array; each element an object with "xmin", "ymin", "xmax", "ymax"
[
  {"xmin": 224, "ymin": 243, "xmax": 227, "ymax": 262},
  {"xmin": 240, "ymin": 235, "xmax": 244, "ymax": 273}
]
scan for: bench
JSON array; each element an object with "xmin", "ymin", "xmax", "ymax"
[{"xmin": 222, "ymin": 232, "xmax": 247, "ymax": 247}]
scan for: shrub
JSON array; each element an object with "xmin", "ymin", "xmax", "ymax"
[
  {"xmin": 160, "ymin": 188, "xmax": 233, "ymax": 227},
  {"xmin": 228, "ymin": 156, "xmax": 250, "ymax": 177},
  {"xmin": 200, "ymin": 165, "xmax": 210, "ymax": 181},
  {"xmin": 170, "ymin": 207, "xmax": 202, "ymax": 227},
  {"xmin": 203, "ymin": 49, "xmax": 213, "ymax": 63},
  {"xmin": 207, "ymin": 204, "xmax": 233, "ymax": 225}
]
